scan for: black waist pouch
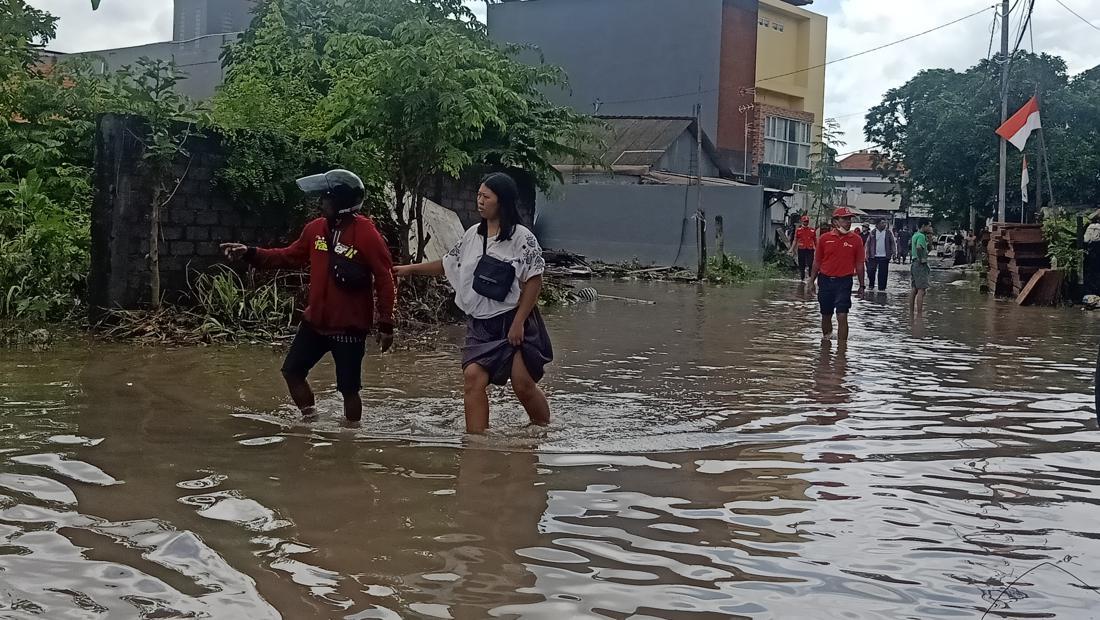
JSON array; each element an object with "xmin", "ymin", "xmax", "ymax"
[
  {"xmin": 329, "ymin": 231, "xmax": 373, "ymax": 291},
  {"xmin": 473, "ymin": 234, "xmax": 515, "ymax": 302}
]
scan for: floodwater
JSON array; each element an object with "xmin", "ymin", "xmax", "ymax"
[{"xmin": 2, "ymin": 267, "xmax": 1099, "ymax": 619}]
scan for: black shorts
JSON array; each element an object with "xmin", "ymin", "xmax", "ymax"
[
  {"xmin": 817, "ymin": 275, "xmax": 854, "ymax": 317},
  {"xmin": 281, "ymin": 323, "xmax": 366, "ymax": 394}
]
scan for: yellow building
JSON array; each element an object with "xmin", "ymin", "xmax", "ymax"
[{"xmin": 751, "ymin": 0, "xmax": 828, "ymax": 180}]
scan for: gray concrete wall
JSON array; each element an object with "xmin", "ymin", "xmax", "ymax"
[
  {"xmin": 657, "ymin": 130, "xmax": 721, "ymax": 177},
  {"xmin": 488, "ymin": 0, "xmax": 724, "ymax": 141},
  {"xmin": 78, "ymin": 33, "xmax": 238, "ymax": 101},
  {"xmin": 535, "ymin": 184, "xmax": 767, "ymax": 266},
  {"xmin": 174, "ymin": 0, "xmax": 255, "ymax": 41}
]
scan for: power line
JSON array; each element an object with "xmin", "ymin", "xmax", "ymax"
[
  {"xmin": 599, "ymin": 4, "xmax": 998, "ymax": 107},
  {"xmin": 757, "ymin": 4, "xmax": 998, "ymax": 83},
  {"xmin": 1054, "ymin": 0, "xmax": 1100, "ymax": 30}
]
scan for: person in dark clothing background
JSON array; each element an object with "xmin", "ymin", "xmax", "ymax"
[
  {"xmin": 864, "ymin": 219, "xmax": 896, "ymax": 292},
  {"xmin": 896, "ymin": 228, "xmax": 912, "ymax": 264},
  {"xmin": 221, "ymin": 169, "xmax": 397, "ymax": 423}
]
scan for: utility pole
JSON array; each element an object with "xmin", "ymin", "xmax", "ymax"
[
  {"xmin": 695, "ymin": 101, "xmax": 707, "ymax": 279},
  {"xmin": 998, "ymin": 0, "xmax": 1010, "ymax": 223}
]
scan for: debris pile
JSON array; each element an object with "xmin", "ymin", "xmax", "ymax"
[{"xmin": 987, "ymin": 223, "xmax": 1050, "ymax": 298}]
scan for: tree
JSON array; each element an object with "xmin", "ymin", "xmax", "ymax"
[
  {"xmin": 0, "ymin": 0, "xmax": 56, "ymax": 75},
  {"xmin": 215, "ymin": 0, "xmax": 597, "ymax": 262},
  {"xmin": 864, "ymin": 52, "xmax": 1098, "ymax": 223},
  {"xmin": 103, "ymin": 59, "xmax": 206, "ymax": 308},
  {"xmin": 802, "ymin": 118, "xmax": 845, "ymax": 227}
]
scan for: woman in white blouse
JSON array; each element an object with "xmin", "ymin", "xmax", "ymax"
[{"xmin": 394, "ymin": 173, "xmax": 553, "ymax": 434}]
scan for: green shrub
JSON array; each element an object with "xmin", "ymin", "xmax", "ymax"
[
  {"xmin": 0, "ymin": 171, "xmax": 91, "ymax": 321},
  {"xmin": 189, "ymin": 265, "xmax": 299, "ymax": 338},
  {"xmin": 1042, "ymin": 213, "xmax": 1082, "ymax": 274}
]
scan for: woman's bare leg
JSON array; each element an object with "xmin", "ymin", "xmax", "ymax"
[
  {"xmin": 511, "ymin": 354, "xmax": 550, "ymax": 427},
  {"xmin": 463, "ymin": 364, "xmax": 491, "ymax": 434}
]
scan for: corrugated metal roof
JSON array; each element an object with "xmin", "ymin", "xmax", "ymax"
[{"xmin": 593, "ymin": 116, "xmax": 696, "ymax": 168}]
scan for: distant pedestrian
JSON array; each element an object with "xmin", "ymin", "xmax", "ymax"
[
  {"xmin": 394, "ymin": 172, "xmax": 553, "ymax": 434},
  {"xmin": 809, "ymin": 207, "xmax": 867, "ymax": 342},
  {"xmin": 965, "ymin": 229, "xmax": 977, "ymax": 264},
  {"xmin": 910, "ymin": 219, "xmax": 933, "ymax": 315},
  {"xmin": 859, "ymin": 224, "xmax": 871, "ymax": 244},
  {"xmin": 865, "ymin": 219, "xmax": 896, "ymax": 292},
  {"xmin": 790, "ymin": 215, "xmax": 818, "ymax": 281},
  {"xmin": 896, "ymin": 228, "xmax": 912, "ymax": 264}
]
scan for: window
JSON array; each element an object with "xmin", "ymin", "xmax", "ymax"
[
  {"xmin": 764, "ymin": 116, "xmax": 811, "ymax": 169},
  {"xmin": 759, "ymin": 17, "xmax": 785, "ymax": 32}
]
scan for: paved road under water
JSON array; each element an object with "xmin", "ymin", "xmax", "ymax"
[{"xmin": 2, "ymin": 268, "xmax": 1099, "ymax": 619}]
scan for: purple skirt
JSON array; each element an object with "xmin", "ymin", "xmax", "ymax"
[{"xmin": 462, "ymin": 308, "xmax": 554, "ymax": 386}]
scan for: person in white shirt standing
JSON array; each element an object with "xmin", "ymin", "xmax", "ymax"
[
  {"xmin": 394, "ymin": 173, "xmax": 553, "ymax": 434},
  {"xmin": 865, "ymin": 219, "xmax": 896, "ymax": 292}
]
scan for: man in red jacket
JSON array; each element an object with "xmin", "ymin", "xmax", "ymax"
[
  {"xmin": 221, "ymin": 169, "xmax": 396, "ymax": 423},
  {"xmin": 809, "ymin": 207, "xmax": 866, "ymax": 342}
]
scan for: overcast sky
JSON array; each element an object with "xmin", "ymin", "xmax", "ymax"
[{"xmin": 28, "ymin": 0, "xmax": 1100, "ymax": 151}]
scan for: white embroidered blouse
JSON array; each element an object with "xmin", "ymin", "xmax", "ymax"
[{"xmin": 442, "ymin": 224, "xmax": 546, "ymax": 319}]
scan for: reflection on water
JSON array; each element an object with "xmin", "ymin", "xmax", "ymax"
[{"xmin": 2, "ymin": 269, "xmax": 1099, "ymax": 618}]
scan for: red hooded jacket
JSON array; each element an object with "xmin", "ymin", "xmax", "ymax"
[{"xmin": 248, "ymin": 215, "xmax": 396, "ymax": 334}]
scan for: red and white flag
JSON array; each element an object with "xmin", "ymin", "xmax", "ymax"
[
  {"xmin": 996, "ymin": 96, "xmax": 1042, "ymax": 151},
  {"xmin": 1021, "ymin": 156, "xmax": 1029, "ymax": 204}
]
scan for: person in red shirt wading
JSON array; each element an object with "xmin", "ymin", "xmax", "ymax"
[
  {"xmin": 221, "ymin": 169, "xmax": 397, "ymax": 423},
  {"xmin": 808, "ymin": 207, "xmax": 866, "ymax": 342},
  {"xmin": 789, "ymin": 214, "xmax": 817, "ymax": 281}
]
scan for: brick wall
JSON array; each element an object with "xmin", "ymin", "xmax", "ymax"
[{"xmin": 89, "ymin": 114, "xmax": 294, "ymax": 315}]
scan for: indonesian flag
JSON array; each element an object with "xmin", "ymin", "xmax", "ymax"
[
  {"xmin": 1021, "ymin": 156, "xmax": 1029, "ymax": 204},
  {"xmin": 996, "ymin": 96, "xmax": 1042, "ymax": 151}
]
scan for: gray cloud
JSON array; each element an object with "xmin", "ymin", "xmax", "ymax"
[
  {"xmin": 822, "ymin": 0, "xmax": 1100, "ymax": 150},
  {"xmin": 28, "ymin": 0, "xmax": 172, "ymax": 52}
]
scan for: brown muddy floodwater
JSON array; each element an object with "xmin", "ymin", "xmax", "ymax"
[{"xmin": 2, "ymin": 268, "xmax": 1099, "ymax": 619}]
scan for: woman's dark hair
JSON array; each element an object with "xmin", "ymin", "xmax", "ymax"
[
  {"xmin": 918, "ymin": 218, "xmax": 932, "ymax": 229},
  {"xmin": 477, "ymin": 172, "xmax": 521, "ymax": 242}
]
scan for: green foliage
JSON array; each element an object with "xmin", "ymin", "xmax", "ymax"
[
  {"xmin": 215, "ymin": 130, "xmax": 326, "ymax": 216},
  {"xmin": 0, "ymin": 3, "xmax": 99, "ymax": 322},
  {"xmin": 0, "ymin": 171, "xmax": 90, "ymax": 320},
  {"xmin": 0, "ymin": 0, "xmax": 56, "ymax": 75},
  {"xmin": 190, "ymin": 265, "xmax": 298, "ymax": 339},
  {"xmin": 102, "ymin": 58, "xmax": 206, "ymax": 169},
  {"xmin": 704, "ymin": 254, "xmax": 782, "ymax": 284},
  {"xmin": 866, "ymin": 52, "xmax": 1100, "ymax": 223},
  {"xmin": 1042, "ymin": 212, "xmax": 1082, "ymax": 274}
]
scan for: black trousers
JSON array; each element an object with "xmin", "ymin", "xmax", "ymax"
[
  {"xmin": 797, "ymin": 249, "xmax": 814, "ymax": 280},
  {"xmin": 867, "ymin": 257, "xmax": 890, "ymax": 291}
]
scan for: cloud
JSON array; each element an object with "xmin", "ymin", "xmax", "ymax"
[
  {"xmin": 28, "ymin": 0, "xmax": 172, "ymax": 52},
  {"xmin": 820, "ymin": 0, "xmax": 1100, "ymax": 150}
]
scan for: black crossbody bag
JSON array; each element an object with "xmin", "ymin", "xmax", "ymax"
[
  {"xmin": 473, "ymin": 233, "xmax": 516, "ymax": 302},
  {"xmin": 328, "ymin": 229, "xmax": 373, "ymax": 291}
]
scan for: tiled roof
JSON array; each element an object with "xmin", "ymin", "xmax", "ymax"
[{"xmin": 837, "ymin": 151, "xmax": 879, "ymax": 171}]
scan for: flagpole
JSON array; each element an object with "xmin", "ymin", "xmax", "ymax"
[
  {"xmin": 1039, "ymin": 128, "xmax": 1055, "ymax": 209},
  {"xmin": 1021, "ymin": 155, "xmax": 1028, "ymax": 223},
  {"xmin": 998, "ymin": 0, "xmax": 1010, "ymax": 224}
]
